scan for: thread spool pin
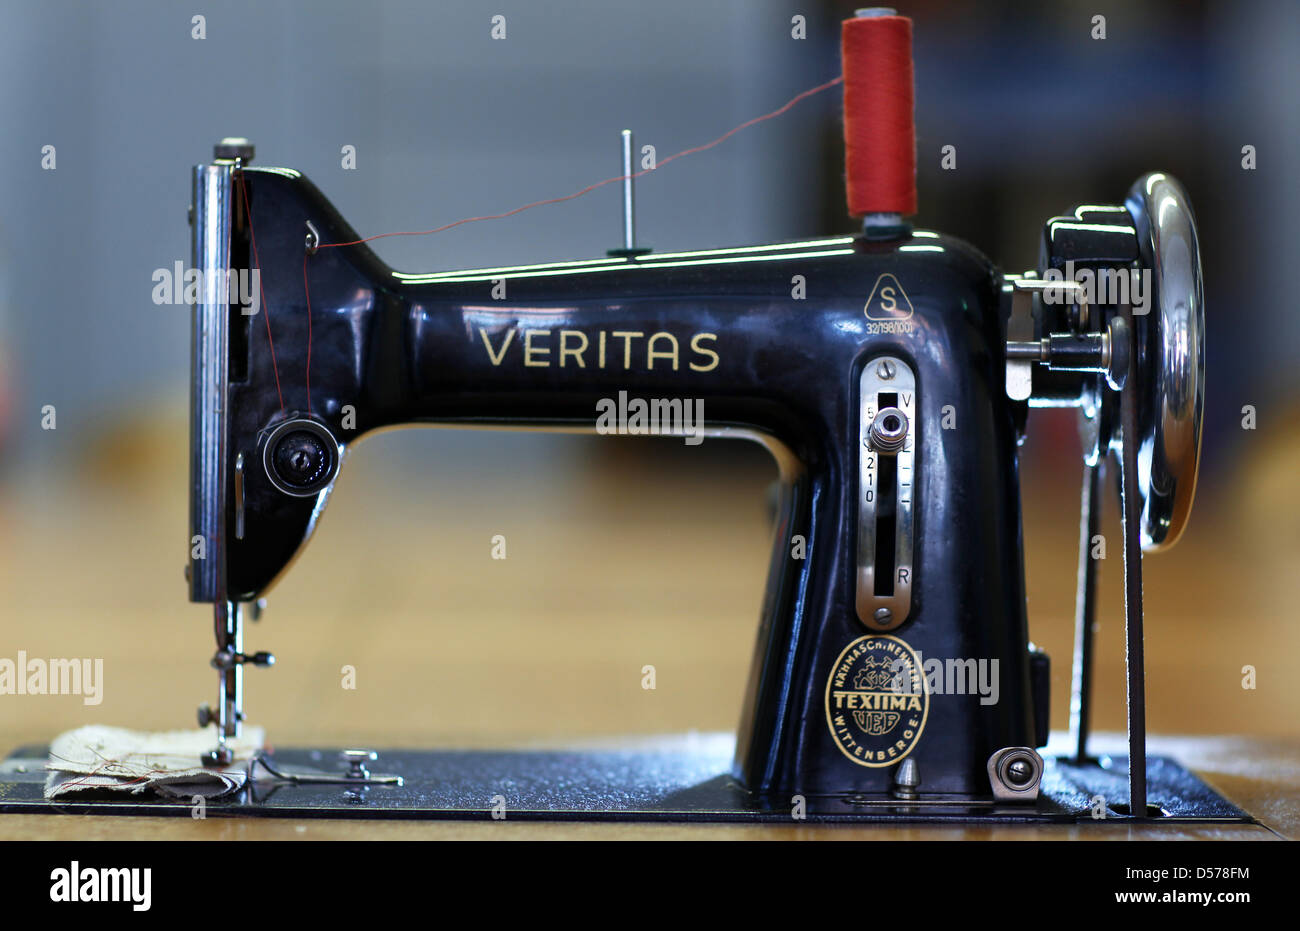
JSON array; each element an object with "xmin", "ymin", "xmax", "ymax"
[
  {"xmin": 607, "ymin": 130, "xmax": 651, "ymax": 258},
  {"xmin": 622, "ymin": 129, "xmax": 635, "ymax": 251}
]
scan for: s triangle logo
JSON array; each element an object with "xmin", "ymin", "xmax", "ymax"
[{"xmin": 864, "ymin": 273, "xmax": 914, "ymax": 321}]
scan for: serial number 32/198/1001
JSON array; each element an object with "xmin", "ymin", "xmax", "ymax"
[{"xmin": 866, "ymin": 320, "xmax": 915, "ymax": 335}]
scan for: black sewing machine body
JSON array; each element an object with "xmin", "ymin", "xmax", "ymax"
[
  {"xmin": 193, "ymin": 166, "xmax": 1040, "ymax": 801},
  {"xmin": 0, "ymin": 155, "xmax": 1216, "ymax": 823},
  {"xmin": 0, "ymin": 7, "xmax": 1225, "ymax": 824}
]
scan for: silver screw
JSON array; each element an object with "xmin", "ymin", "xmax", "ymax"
[
  {"xmin": 876, "ymin": 360, "xmax": 896, "ymax": 380},
  {"xmin": 891, "ymin": 758, "xmax": 920, "ymax": 800},
  {"xmin": 341, "ymin": 749, "xmax": 377, "ymax": 780},
  {"xmin": 1007, "ymin": 759, "xmax": 1033, "ymax": 786},
  {"xmin": 214, "ymin": 137, "xmax": 255, "ymax": 162},
  {"xmin": 874, "ymin": 607, "xmax": 893, "ymax": 625}
]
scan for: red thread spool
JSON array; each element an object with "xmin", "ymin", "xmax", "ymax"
[{"xmin": 842, "ymin": 11, "xmax": 917, "ymax": 217}]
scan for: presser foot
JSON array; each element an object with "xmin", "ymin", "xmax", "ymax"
[
  {"xmin": 202, "ymin": 746, "xmax": 235, "ymax": 768},
  {"xmin": 199, "ymin": 600, "xmax": 275, "ymax": 768},
  {"xmin": 196, "ymin": 600, "xmax": 278, "ymax": 769}
]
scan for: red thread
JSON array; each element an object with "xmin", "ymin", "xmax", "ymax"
[
  {"xmin": 842, "ymin": 14, "xmax": 917, "ymax": 216},
  {"xmin": 237, "ymin": 170, "xmax": 286, "ymax": 412},
  {"xmin": 317, "ymin": 75, "xmax": 844, "ymax": 251},
  {"xmin": 295, "ymin": 76, "xmax": 844, "ymax": 415}
]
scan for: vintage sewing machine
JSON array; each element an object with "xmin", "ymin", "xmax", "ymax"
[
  {"xmin": 1, "ymin": 12, "xmax": 1226, "ymax": 823},
  {"xmin": 183, "ymin": 10, "xmax": 1220, "ymax": 823},
  {"xmin": 167, "ymin": 162, "xmax": 1218, "ymax": 821}
]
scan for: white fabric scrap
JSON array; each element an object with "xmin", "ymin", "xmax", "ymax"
[{"xmin": 44, "ymin": 724, "xmax": 265, "ymax": 800}]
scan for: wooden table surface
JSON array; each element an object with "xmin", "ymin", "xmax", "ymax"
[{"xmin": 1, "ymin": 409, "xmax": 1296, "ymax": 839}]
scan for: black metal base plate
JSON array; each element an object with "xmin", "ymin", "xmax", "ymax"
[{"xmin": 0, "ymin": 735, "xmax": 1250, "ymax": 824}]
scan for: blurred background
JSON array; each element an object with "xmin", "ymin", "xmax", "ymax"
[{"xmin": 0, "ymin": 0, "xmax": 1295, "ymax": 755}]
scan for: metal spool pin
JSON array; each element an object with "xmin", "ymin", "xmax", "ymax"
[{"xmin": 608, "ymin": 130, "xmax": 651, "ymax": 258}]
